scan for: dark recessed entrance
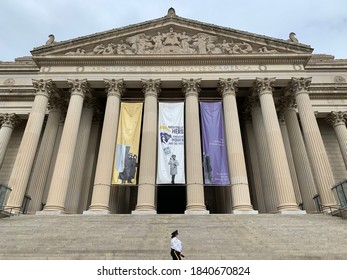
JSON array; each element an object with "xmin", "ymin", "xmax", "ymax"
[{"xmin": 157, "ymin": 185, "xmax": 186, "ymax": 214}]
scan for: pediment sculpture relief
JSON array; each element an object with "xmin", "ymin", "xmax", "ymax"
[{"xmin": 65, "ymin": 28, "xmax": 279, "ymax": 55}]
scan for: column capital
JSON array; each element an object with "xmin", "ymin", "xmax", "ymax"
[
  {"xmin": 253, "ymin": 77, "xmax": 276, "ymax": 97},
  {"xmin": 182, "ymin": 78, "xmax": 201, "ymax": 97},
  {"xmin": 104, "ymin": 79, "xmax": 126, "ymax": 98},
  {"xmin": 32, "ymin": 79, "xmax": 54, "ymax": 98},
  {"xmin": 67, "ymin": 79, "xmax": 92, "ymax": 98},
  {"xmin": 326, "ymin": 111, "xmax": 347, "ymax": 127},
  {"xmin": 0, "ymin": 113, "xmax": 21, "ymax": 128},
  {"xmin": 247, "ymin": 95, "xmax": 260, "ymax": 109},
  {"xmin": 218, "ymin": 78, "xmax": 238, "ymax": 97},
  {"xmin": 141, "ymin": 79, "xmax": 161, "ymax": 98},
  {"xmin": 277, "ymin": 96, "xmax": 297, "ymax": 113},
  {"xmin": 288, "ymin": 77, "xmax": 312, "ymax": 97}
]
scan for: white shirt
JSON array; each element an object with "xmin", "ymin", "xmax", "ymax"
[{"xmin": 171, "ymin": 237, "xmax": 182, "ymax": 252}]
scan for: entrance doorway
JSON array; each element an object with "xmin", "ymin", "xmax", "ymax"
[{"xmin": 157, "ymin": 185, "xmax": 186, "ymax": 214}]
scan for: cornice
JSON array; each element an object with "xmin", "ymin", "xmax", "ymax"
[{"xmin": 32, "ymin": 53, "xmax": 311, "ymax": 67}]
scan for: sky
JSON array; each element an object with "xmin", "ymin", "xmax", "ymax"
[{"xmin": 1, "ymin": 0, "xmax": 346, "ymax": 61}]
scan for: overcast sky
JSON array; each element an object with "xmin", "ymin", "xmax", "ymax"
[{"xmin": 1, "ymin": 0, "xmax": 346, "ymax": 61}]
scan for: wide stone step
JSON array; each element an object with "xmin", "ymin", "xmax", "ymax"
[{"xmin": 0, "ymin": 214, "xmax": 346, "ymax": 259}]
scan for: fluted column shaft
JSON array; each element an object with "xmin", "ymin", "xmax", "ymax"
[
  {"xmin": 0, "ymin": 113, "xmax": 21, "ymax": 168},
  {"xmin": 66, "ymin": 100, "xmax": 94, "ymax": 213},
  {"xmin": 244, "ymin": 116, "xmax": 266, "ymax": 213},
  {"xmin": 182, "ymin": 78, "xmax": 207, "ymax": 214},
  {"xmin": 219, "ymin": 78, "xmax": 254, "ymax": 212},
  {"xmin": 326, "ymin": 111, "xmax": 347, "ymax": 169},
  {"xmin": 250, "ymin": 100, "xmax": 278, "ymax": 213},
  {"xmin": 284, "ymin": 102, "xmax": 317, "ymax": 212},
  {"xmin": 278, "ymin": 113, "xmax": 302, "ymax": 205},
  {"xmin": 27, "ymin": 105, "xmax": 62, "ymax": 213},
  {"xmin": 289, "ymin": 77, "xmax": 336, "ymax": 207},
  {"xmin": 6, "ymin": 79, "xmax": 52, "ymax": 211},
  {"xmin": 43, "ymin": 79, "xmax": 91, "ymax": 213},
  {"xmin": 254, "ymin": 78, "xmax": 300, "ymax": 212},
  {"xmin": 133, "ymin": 79, "xmax": 161, "ymax": 214},
  {"xmin": 86, "ymin": 79, "xmax": 124, "ymax": 213}
]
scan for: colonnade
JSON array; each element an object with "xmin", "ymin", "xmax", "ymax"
[{"xmin": 0, "ymin": 76, "xmax": 342, "ymax": 214}]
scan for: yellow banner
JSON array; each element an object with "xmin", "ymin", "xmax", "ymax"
[{"xmin": 112, "ymin": 102, "xmax": 143, "ymax": 185}]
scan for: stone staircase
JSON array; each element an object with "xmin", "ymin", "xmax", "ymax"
[{"xmin": 0, "ymin": 214, "xmax": 346, "ymax": 260}]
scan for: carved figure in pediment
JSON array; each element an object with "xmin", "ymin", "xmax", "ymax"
[
  {"xmin": 220, "ymin": 40, "xmax": 232, "ymax": 54},
  {"xmin": 152, "ymin": 32, "xmax": 164, "ymax": 51},
  {"xmin": 115, "ymin": 40, "xmax": 127, "ymax": 54},
  {"xmin": 104, "ymin": 43, "xmax": 116, "ymax": 54},
  {"xmin": 163, "ymin": 28, "xmax": 180, "ymax": 46},
  {"xmin": 235, "ymin": 42, "xmax": 253, "ymax": 53},
  {"xmin": 259, "ymin": 46, "xmax": 279, "ymax": 53},
  {"xmin": 65, "ymin": 48, "xmax": 86, "ymax": 55},
  {"xmin": 93, "ymin": 44, "xmax": 106, "ymax": 54},
  {"xmin": 180, "ymin": 32, "xmax": 192, "ymax": 53}
]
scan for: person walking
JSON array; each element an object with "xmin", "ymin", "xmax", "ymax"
[{"xmin": 170, "ymin": 230, "xmax": 184, "ymax": 260}]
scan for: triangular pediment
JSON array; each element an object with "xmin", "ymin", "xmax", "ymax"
[{"xmin": 31, "ymin": 8, "xmax": 313, "ymax": 63}]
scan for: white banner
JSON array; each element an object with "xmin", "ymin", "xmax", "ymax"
[{"xmin": 156, "ymin": 102, "xmax": 185, "ymax": 184}]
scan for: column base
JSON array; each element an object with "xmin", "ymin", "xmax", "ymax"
[
  {"xmin": 83, "ymin": 210, "xmax": 110, "ymax": 215},
  {"xmin": 185, "ymin": 209, "xmax": 210, "ymax": 215},
  {"xmin": 132, "ymin": 210, "xmax": 157, "ymax": 215},
  {"xmin": 36, "ymin": 210, "xmax": 64, "ymax": 215},
  {"xmin": 231, "ymin": 210, "xmax": 258, "ymax": 214},
  {"xmin": 277, "ymin": 210, "xmax": 307, "ymax": 214}
]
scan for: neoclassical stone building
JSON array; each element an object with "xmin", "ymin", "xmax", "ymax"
[{"xmin": 1, "ymin": 8, "xmax": 347, "ymax": 215}]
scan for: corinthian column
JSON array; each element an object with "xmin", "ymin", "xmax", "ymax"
[
  {"xmin": 282, "ymin": 96, "xmax": 317, "ymax": 212},
  {"xmin": 6, "ymin": 79, "xmax": 52, "ymax": 212},
  {"xmin": 277, "ymin": 110, "xmax": 302, "ymax": 205},
  {"xmin": 326, "ymin": 111, "xmax": 347, "ymax": 169},
  {"xmin": 249, "ymin": 97, "xmax": 278, "ymax": 213},
  {"xmin": 133, "ymin": 79, "xmax": 161, "ymax": 214},
  {"xmin": 182, "ymin": 78, "xmax": 208, "ymax": 214},
  {"xmin": 65, "ymin": 97, "xmax": 95, "ymax": 213},
  {"xmin": 243, "ymin": 112, "xmax": 266, "ymax": 213},
  {"xmin": 253, "ymin": 78, "xmax": 303, "ymax": 213},
  {"xmin": 288, "ymin": 77, "xmax": 336, "ymax": 209},
  {"xmin": 86, "ymin": 79, "xmax": 124, "ymax": 214},
  {"xmin": 218, "ymin": 78, "xmax": 256, "ymax": 214},
  {"xmin": 26, "ymin": 94, "xmax": 64, "ymax": 213},
  {"xmin": 0, "ymin": 113, "xmax": 21, "ymax": 168},
  {"xmin": 41, "ymin": 79, "xmax": 91, "ymax": 214}
]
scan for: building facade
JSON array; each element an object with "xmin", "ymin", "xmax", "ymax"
[{"xmin": 1, "ymin": 8, "xmax": 347, "ymax": 215}]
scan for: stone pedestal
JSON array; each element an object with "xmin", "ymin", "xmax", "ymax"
[{"xmin": 133, "ymin": 79, "xmax": 161, "ymax": 215}]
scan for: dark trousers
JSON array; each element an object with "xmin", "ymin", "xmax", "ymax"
[{"xmin": 170, "ymin": 249, "xmax": 181, "ymax": 260}]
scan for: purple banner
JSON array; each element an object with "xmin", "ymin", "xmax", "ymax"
[{"xmin": 200, "ymin": 102, "xmax": 230, "ymax": 185}]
